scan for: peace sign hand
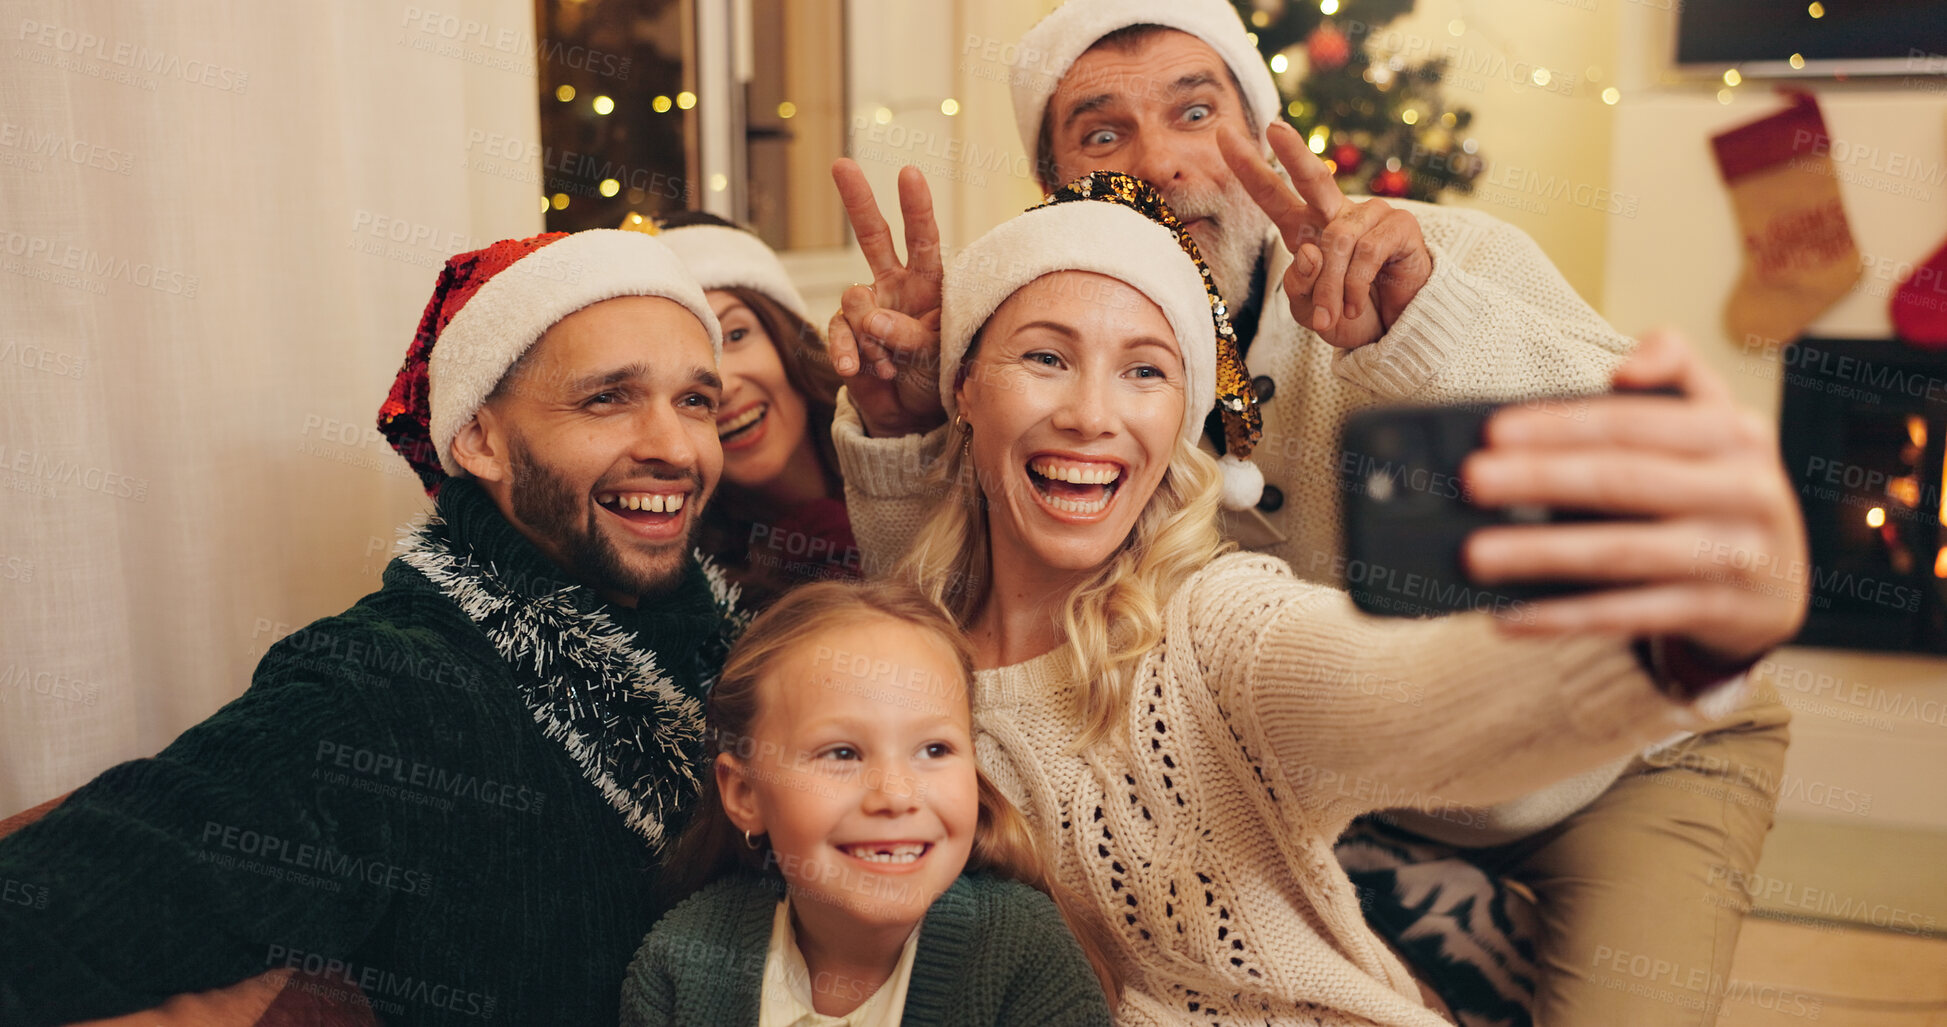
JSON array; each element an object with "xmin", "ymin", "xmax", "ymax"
[
  {"xmin": 828, "ymin": 159, "xmax": 948, "ymax": 438},
  {"xmin": 1218, "ymin": 122, "xmax": 1433, "ymax": 350}
]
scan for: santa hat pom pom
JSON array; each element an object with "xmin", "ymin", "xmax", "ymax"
[{"xmin": 1217, "ymin": 454, "xmax": 1264, "ymax": 511}]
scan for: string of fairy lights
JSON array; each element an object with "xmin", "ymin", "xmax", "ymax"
[
  {"xmin": 1231, "ymin": 0, "xmax": 1837, "ymax": 201},
  {"xmin": 539, "ymin": 81, "xmax": 964, "ymax": 215},
  {"xmin": 543, "ymin": 83, "xmax": 702, "ymax": 212},
  {"xmin": 538, "ymin": 0, "xmax": 1836, "ymax": 213}
]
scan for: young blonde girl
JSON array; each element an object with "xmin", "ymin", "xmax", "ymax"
[{"xmin": 622, "ymin": 579, "xmax": 1116, "ymax": 1026}]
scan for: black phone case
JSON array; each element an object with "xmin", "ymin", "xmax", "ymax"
[{"xmin": 1338, "ymin": 399, "xmax": 1623, "ymax": 618}]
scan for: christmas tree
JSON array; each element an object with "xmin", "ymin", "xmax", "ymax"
[{"xmin": 1232, "ymin": 0, "xmax": 1483, "ymax": 202}]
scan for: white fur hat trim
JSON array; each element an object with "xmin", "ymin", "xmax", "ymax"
[{"xmin": 658, "ymin": 224, "xmax": 812, "ymax": 323}]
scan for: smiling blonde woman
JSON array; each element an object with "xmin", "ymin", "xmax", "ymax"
[{"xmin": 834, "ymin": 173, "xmax": 1809, "ymax": 1026}]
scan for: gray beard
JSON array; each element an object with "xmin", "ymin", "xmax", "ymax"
[{"xmin": 1162, "ymin": 179, "xmax": 1272, "ymax": 314}]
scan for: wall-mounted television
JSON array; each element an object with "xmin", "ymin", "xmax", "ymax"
[{"xmin": 1677, "ymin": 0, "xmax": 1947, "ymax": 78}]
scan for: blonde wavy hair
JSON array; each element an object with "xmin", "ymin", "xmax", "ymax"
[{"xmin": 895, "ymin": 359, "xmax": 1232, "ymax": 748}]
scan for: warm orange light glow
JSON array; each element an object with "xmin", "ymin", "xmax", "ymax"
[
  {"xmin": 1908, "ymin": 415, "xmax": 1928, "ymax": 449},
  {"xmin": 1887, "ymin": 476, "xmax": 1921, "ymax": 509},
  {"xmin": 1935, "ymin": 547, "xmax": 1947, "ymax": 578},
  {"xmin": 1866, "ymin": 506, "xmax": 1886, "ymax": 529}
]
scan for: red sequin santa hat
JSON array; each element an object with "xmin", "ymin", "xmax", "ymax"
[{"xmin": 378, "ymin": 229, "xmax": 721, "ymax": 495}]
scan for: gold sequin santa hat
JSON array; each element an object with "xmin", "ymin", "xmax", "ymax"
[{"xmin": 940, "ymin": 172, "xmax": 1264, "ymax": 509}]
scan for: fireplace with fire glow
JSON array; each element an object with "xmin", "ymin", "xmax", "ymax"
[{"xmin": 1780, "ymin": 339, "xmax": 1947, "ymax": 652}]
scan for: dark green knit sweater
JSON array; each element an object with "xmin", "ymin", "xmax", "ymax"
[
  {"xmin": 0, "ymin": 479, "xmax": 730, "ymax": 1026},
  {"xmin": 621, "ymin": 872, "xmax": 1114, "ymax": 1026}
]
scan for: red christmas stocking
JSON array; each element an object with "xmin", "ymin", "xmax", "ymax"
[
  {"xmin": 1893, "ymin": 237, "xmax": 1947, "ymax": 348},
  {"xmin": 1711, "ymin": 92, "xmax": 1861, "ymax": 347}
]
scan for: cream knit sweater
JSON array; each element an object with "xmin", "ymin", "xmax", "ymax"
[
  {"xmin": 971, "ymin": 557, "xmax": 1731, "ymax": 1026},
  {"xmin": 836, "ymin": 536, "xmax": 1731, "ymax": 1024},
  {"xmin": 833, "ymin": 424, "xmax": 1746, "ymax": 1025}
]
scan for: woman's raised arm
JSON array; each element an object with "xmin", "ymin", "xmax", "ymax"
[{"xmin": 1185, "ymin": 552, "xmax": 1739, "ymax": 824}]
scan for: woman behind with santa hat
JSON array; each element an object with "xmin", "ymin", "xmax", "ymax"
[{"xmin": 647, "ymin": 212, "xmax": 862, "ymax": 609}]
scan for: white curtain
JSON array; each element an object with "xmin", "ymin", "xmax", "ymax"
[{"xmin": 0, "ymin": 0, "xmax": 542, "ymax": 814}]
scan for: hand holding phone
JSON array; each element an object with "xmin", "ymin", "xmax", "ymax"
[
  {"xmin": 1339, "ymin": 331, "xmax": 1809, "ymax": 668},
  {"xmin": 1340, "ymin": 397, "xmax": 1610, "ymax": 619}
]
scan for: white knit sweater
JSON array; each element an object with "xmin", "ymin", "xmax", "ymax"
[
  {"xmin": 963, "ymin": 553, "xmax": 1723, "ymax": 1026},
  {"xmin": 833, "ymin": 437, "xmax": 1746, "ymax": 1025}
]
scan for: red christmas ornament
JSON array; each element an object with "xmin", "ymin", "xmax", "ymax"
[
  {"xmin": 1331, "ymin": 143, "xmax": 1364, "ymax": 176},
  {"xmin": 1369, "ymin": 168, "xmax": 1410, "ymax": 197},
  {"xmin": 1307, "ymin": 25, "xmax": 1351, "ymax": 72}
]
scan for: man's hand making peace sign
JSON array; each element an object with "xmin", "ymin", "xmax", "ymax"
[
  {"xmin": 826, "ymin": 159, "xmax": 949, "ymax": 439},
  {"xmin": 828, "ymin": 114, "xmax": 1443, "ymax": 438},
  {"xmin": 1218, "ymin": 121, "xmax": 1434, "ymax": 351}
]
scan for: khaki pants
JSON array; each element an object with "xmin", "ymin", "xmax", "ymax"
[{"xmin": 1474, "ymin": 687, "xmax": 1792, "ymax": 1026}]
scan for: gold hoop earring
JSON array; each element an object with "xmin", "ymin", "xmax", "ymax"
[
  {"xmin": 953, "ymin": 413, "xmax": 971, "ymax": 457},
  {"xmin": 743, "ymin": 830, "xmax": 762, "ymax": 850}
]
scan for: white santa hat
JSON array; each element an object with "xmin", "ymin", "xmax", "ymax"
[
  {"xmin": 1010, "ymin": 0, "xmax": 1281, "ymax": 176},
  {"xmin": 657, "ymin": 222, "xmax": 812, "ymax": 323},
  {"xmin": 941, "ymin": 173, "xmax": 1264, "ymax": 509}
]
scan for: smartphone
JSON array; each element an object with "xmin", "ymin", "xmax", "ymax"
[{"xmin": 1338, "ymin": 389, "xmax": 1675, "ymax": 618}]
